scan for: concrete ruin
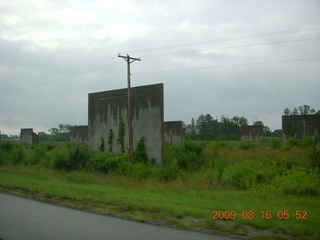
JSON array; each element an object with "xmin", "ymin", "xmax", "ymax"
[
  {"xmin": 282, "ymin": 114, "xmax": 320, "ymax": 143},
  {"xmin": 20, "ymin": 128, "xmax": 39, "ymax": 145},
  {"xmin": 71, "ymin": 126, "xmax": 88, "ymax": 145},
  {"xmin": 164, "ymin": 121, "xmax": 185, "ymax": 145},
  {"xmin": 88, "ymin": 84, "xmax": 164, "ymax": 164},
  {"xmin": 240, "ymin": 125, "xmax": 264, "ymax": 141}
]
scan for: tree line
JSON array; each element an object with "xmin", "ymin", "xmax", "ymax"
[
  {"xmin": 38, "ymin": 124, "xmax": 74, "ymax": 142},
  {"xmin": 283, "ymin": 105, "xmax": 320, "ymax": 116},
  {"xmin": 184, "ymin": 114, "xmax": 282, "ymax": 141}
]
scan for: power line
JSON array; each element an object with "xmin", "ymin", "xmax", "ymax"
[
  {"xmin": 140, "ymin": 37, "xmax": 320, "ymax": 58},
  {"xmin": 134, "ymin": 57, "xmax": 320, "ymax": 75},
  {"xmin": 3, "ymin": 36, "xmax": 319, "ymax": 96},
  {"xmin": 128, "ymin": 26, "xmax": 320, "ymax": 54},
  {"xmin": 2, "ymin": 27, "xmax": 319, "ymax": 96},
  {"xmin": 3, "ymin": 27, "xmax": 320, "ymax": 92},
  {"xmin": 2, "ymin": 57, "xmax": 319, "ymax": 105}
]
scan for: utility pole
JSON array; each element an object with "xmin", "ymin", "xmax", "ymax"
[{"xmin": 118, "ymin": 54, "xmax": 141, "ymax": 164}]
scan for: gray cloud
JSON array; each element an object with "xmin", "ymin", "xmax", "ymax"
[{"xmin": 0, "ymin": 0, "xmax": 319, "ymax": 135}]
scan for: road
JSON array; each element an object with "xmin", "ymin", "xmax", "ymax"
[{"xmin": 0, "ymin": 192, "xmax": 241, "ymax": 240}]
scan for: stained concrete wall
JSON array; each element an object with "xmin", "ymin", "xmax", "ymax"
[
  {"xmin": 88, "ymin": 84, "xmax": 164, "ymax": 164},
  {"xmin": 164, "ymin": 121, "xmax": 184, "ymax": 145},
  {"xmin": 282, "ymin": 115, "xmax": 320, "ymax": 143},
  {"xmin": 241, "ymin": 125, "xmax": 264, "ymax": 141},
  {"xmin": 71, "ymin": 126, "xmax": 88, "ymax": 145},
  {"xmin": 20, "ymin": 128, "xmax": 39, "ymax": 145}
]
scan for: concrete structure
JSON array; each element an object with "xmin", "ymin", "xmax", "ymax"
[
  {"xmin": 71, "ymin": 126, "xmax": 88, "ymax": 145},
  {"xmin": 164, "ymin": 121, "xmax": 185, "ymax": 145},
  {"xmin": 282, "ymin": 114, "xmax": 320, "ymax": 143},
  {"xmin": 88, "ymin": 84, "xmax": 164, "ymax": 164},
  {"xmin": 241, "ymin": 125, "xmax": 264, "ymax": 141},
  {"xmin": 20, "ymin": 128, "xmax": 39, "ymax": 145}
]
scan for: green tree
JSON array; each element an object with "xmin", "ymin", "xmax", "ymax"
[
  {"xmin": 185, "ymin": 118, "xmax": 198, "ymax": 140},
  {"xmin": 298, "ymin": 105, "xmax": 315, "ymax": 115},
  {"xmin": 283, "ymin": 108, "xmax": 291, "ymax": 115},
  {"xmin": 253, "ymin": 120, "xmax": 264, "ymax": 126},
  {"xmin": 196, "ymin": 114, "xmax": 215, "ymax": 140},
  {"xmin": 49, "ymin": 128, "xmax": 59, "ymax": 135}
]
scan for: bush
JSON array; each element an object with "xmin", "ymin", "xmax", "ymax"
[
  {"xmin": 239, "ymin": 141, "xmax": 255, "ymax": 150},
  {"xmin": 26, "ymin": 144, "xmax": 46, "ymax": 165},
  {"xmin": 0, "ymin": 141, "xmax": 14, "ymax": 153},
  {"xmin": 134, "ymin": 137, "xmax": 149, "ymax": 164},
  {"xmin": 272, "ymin": 139, "xmax": 281, "ymax": 149},
  {"xmin": 283, "ymin": 138, "xmax": 298, "ymax": 150},
  {"xmin": 53, "ymin": 145, "xmax": 90, "ymax": 171},
  {"xmin": 176, "ymin": 141, "xmax": 205, "ymax": 171},
  {"xmin": 274, "ymin": 169, "xmax": 319, "ymax": 197},
  {"xmin": 301, "ymin": 137, "xmax": 317, "ymax": 148},
  {"xmin": 11, "ymin": 145, "xmax": 25, "ymax": 165},
  {"xmin": 87, "ymin": 151, "xmax": 120, "ymax": 174},
  {"xmin": 309, "ymin": 145, "xmax": 320, "ymax": 169},
  {"xmin": 157, "ymin": 158, "xmax": 181, "ymax": 181}
]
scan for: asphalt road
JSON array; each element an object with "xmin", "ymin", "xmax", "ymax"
[{"xmin": 0, "ymin": 192, "xmax": 240, "ymax": 240}]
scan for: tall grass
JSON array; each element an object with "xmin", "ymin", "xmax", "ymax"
[
  {"xmin": 0, "ymin": 138, "xmax": 318, "ymax": 196},
  {"xmin": 0, "ymin": 138, "xmax": 319, "ymax": 239}
]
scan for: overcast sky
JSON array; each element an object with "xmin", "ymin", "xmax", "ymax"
[{"xmin": 1, "ymin": 0, "xmax": 319, "ymax": 135}]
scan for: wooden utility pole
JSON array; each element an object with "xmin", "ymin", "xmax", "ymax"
[{"xmin": 118, "ymin": 54, "xmax": 141, "ymax": 164}]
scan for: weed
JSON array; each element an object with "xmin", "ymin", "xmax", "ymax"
[
  {"xmin": 134, "ymin": 137, "xmax": 149, "ymax": 164},
  {"xmin": 239, "ymin": 141, "xmax": 255, "ymax": 150},
  {"xmin": 283, "ymin": 138, "xmax": 298, "ymax": 150},
  {"xmin": 301, "ymin": 136, "xmax": 317, "ymax": 148},
  {"xmin": 309, "ymin": 145, "xmax": 320, "ymax": 169}
]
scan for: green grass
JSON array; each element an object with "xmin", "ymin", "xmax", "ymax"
[
  {"xmin": 0, "ymin": 139, "xmax": 319, "ymax": 239},
  {"xmin": 0, "ymin": 165, "xmax": 319, "ymax": 240}
]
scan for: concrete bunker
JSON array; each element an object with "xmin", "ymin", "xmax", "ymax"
[
  {"xmin": 88, "ymin": 84, "xmax": 164, "ymax": 164},
  {"xmin": 71, "ymin": 126, "xmax": 88, "ymax": 145},
  {"xmin": 282, "ymin": 114, "xmax": 320, "ymax": 143},
  {"xmin": 20, "ymin": 128, "xmax": 39, "ymax": 145},
  {"xmin": 164, "ymin": 121, "xmax": 185, "ymax": 145},
  {"xmin": 240, "ymin": 125, "xmax": 264, "ymax": 141}
]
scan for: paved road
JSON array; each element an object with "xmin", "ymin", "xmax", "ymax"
[{"xmin": 0, "ymin": 192, "xmax": 240, "ymax": 240}]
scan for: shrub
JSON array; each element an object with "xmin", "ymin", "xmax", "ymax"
[
  {"xmin": 274, "ymin": 169, "xmax": 319, "ymax": 197},
  {"xmin": 11, "ymin": 145, "xmax": 25, "ymax": 165},
  {"xmin": 157, "ymin": 158, "xmax": 181, "ymax": 181},
  {"xmin": 272, "ymin": 139, "xmax": 281, "ymax": 149},
  {"xmin": 87, "ymin": 151, "xmax": 120, "ymax": 174},
  {"xmin": 239, "ymin": 141, "xmax": 255, "ymax": 150},
  {"xmin": 176, "ymin": 141, "xmax": 205, "ymax": 171},
  {"xmin": 26, "ymin": 144, "xmax": 46, "ymax": 165},
  {"xmin": 309, "ymin": 145, "xmax": 320, "ymax": 169},
  {"xmin": 0, "ymin": 141, "xmax": 14, "ymax": 153},
  {"xmin": 283, "ymin": 138, "xmax": 298, "ymax": 150},
  {"xmin": 301, "ymin": 136, "xmax": 317, "ymax": 148},
  {"xmin": 134, "ymin": 137, "xmax": 149, "ymax": 164},
  {"xmin": 53, "ymin": 145, "xmax": 90, "ymax": 171}
]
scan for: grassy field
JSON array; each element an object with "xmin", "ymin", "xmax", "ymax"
[{"xmin": 0, "ymin": 139, "xmax": 319, "ymax": 239}]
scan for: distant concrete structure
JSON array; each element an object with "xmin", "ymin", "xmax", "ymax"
[
  {"xmin": 88, "ymin": 84, "xmax": 164, "ymax": 164},
  {"xmin": 71, "ymin": 126, "xmax": 88, "ymax": 145},
  {"xmin": 282, "ymin": 114, "xmax": 320, "ymax": 143},
  {"xmin": 241, "ymin": 125, "xmax": 264, "ymax": 141},
  {"xmin": 164, "ymin": 121, "xmax": 185, "ymax": 145},
  {"xmin": 20, "ymin": 128, "xmax": 39, "ymax": 145}
]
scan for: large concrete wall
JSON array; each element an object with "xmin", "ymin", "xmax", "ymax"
[
  {"xmin": 88, "ymin": 84, "xmax": 164, "ymax": 164},
  {"xmin": 71, "ymin": 126, "xmax": 88, "ymax": 145},
  {"xmin": 282, "ymin": 115, "xmax": 320, "ymax": 143},
  {"xmin": 241, "ymin": 125, "xmax": 264, "ymax": 141},
  {"xmin": 164, "ymin": 121, "xmax": 184, "ymax": 145},
  {"xmin": 20, "ymin": 128, "xmax": 39, "ymax": 145}
]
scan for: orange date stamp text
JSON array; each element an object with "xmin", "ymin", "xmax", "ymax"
[{"xmin": 212, "ymin": 210, "xmax": 307, "ymax": 220}]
